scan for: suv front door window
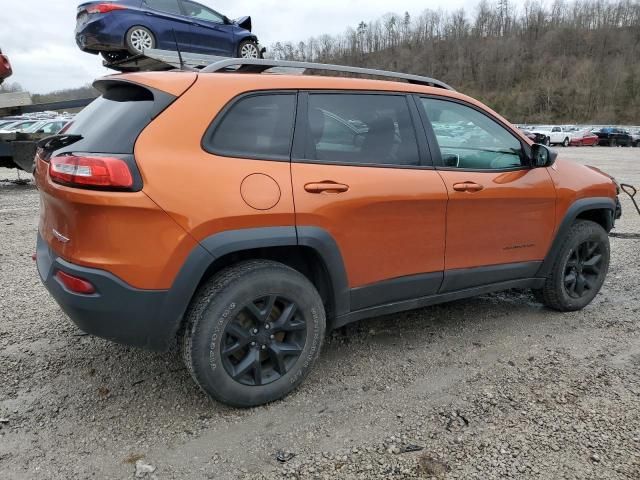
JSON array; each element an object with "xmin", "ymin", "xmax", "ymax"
[{"xmin": 423, "ymin": 98, "xmax": 523, "ymax": 170}]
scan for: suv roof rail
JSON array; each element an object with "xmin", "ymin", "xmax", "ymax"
[{"xmin": 201, "ymin": 58, "xmax": 454, "ymax": 91}]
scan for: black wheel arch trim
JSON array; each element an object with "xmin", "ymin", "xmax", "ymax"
[
  {"xmin": 537, "ymin": 196, "xmax": 616, "ymax": 278},
  {"xmin": 296, "ymin": 226, "xmax": 350, "ymax": 318},
  {"xmin": 168, "ymin": 226, "xmax": 350, "ymax": 341}
]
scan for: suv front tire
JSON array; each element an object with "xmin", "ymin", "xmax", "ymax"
[
  {"xmin": 181, "ymin": 260, "xmax": 326, "ymax": 407},
  {"xmin": 533, "ymin": 220, "xmax": 610, "ymax": 311}
]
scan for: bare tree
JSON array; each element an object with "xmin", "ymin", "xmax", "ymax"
[{"xmin": 271, "ymin": 0, "xmax": 640, "ymax": 123}]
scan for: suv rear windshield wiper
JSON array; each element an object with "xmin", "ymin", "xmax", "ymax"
[{"xmin": 37, "ymin": 134, "xmax": 83, "ymax": 152}]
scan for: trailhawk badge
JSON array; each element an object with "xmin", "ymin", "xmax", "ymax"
[{"xmin": 52, "ymin": 229, "xmax": 70, "ymax": 244}]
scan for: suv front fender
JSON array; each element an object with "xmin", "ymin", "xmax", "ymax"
[{"xmin": 537, "ymin": 197, "xmax": 616, "ymax": 278}]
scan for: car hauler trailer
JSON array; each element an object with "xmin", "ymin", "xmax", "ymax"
[{"xmin": 0, "ymin": 95, "xmax": 95, "ymax": 172}]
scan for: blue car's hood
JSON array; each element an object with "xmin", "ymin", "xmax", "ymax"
[{"xmin": 234, "ymin": 16, "xmax": 251, "ymax": 32}]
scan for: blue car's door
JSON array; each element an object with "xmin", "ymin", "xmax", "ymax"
[
  {"xmin": 140, "ymin": 0, "xmax": 191, "ymax": 52},
  {"xmin": 180, "ymin": 0, "xmax": 235, "ymax": 56}
]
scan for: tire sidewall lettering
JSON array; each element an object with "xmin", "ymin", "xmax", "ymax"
[
  {"xmin": 209, "ymin": 301, "xmax": 236, "ymax": 371},
  {"xmin": 290, "ymin": 306, "xmax": 321, "ymax": 385}
]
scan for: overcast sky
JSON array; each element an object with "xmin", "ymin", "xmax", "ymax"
[{"xmin": 0, "ymin": 0, "xmax": 475, "ymax": 94}]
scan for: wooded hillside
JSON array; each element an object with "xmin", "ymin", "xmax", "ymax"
[{"xmin": 271, "ymin": 0, "xmax": 640, "ymax": 124}]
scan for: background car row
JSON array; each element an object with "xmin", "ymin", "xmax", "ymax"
[
  {"xmin": 518, "ymin": 124, "xmax": 640, "ymax": 147},
  {"xmin": 0, "ymin": 115, "xmax": 72, "ymax": 135}
]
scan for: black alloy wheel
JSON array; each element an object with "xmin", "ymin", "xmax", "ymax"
[
  {"xmin": 563, "ymin": 240, "xmax": 604, "ymax": 299},
  {"xmin": 181, "ymin": 260, "xmax": 326, "ymax": 407},
  {"xmin": 221, "ymin": 294, "xmax": 306, "ymax": 386},
  {"xmin": 533, "ymin": 220, "xmax": 610, "ymax": 312}
]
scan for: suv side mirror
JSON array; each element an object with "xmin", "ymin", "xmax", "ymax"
[{"xmin": 531, "ymin": 143, "xmax": 557, "ymax": 168}]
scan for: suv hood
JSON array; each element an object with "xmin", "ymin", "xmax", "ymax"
[
  {"xmin": 586, "ymin": 164, "xmax": 615, "ymax": 182},
  {"xmin": 234, "ymin": 16, "xmax": 252, "ymax": 31}
]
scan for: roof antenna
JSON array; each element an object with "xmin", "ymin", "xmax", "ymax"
[{"xmin": 171, "ymin": 29, "xmax": 185, "ymax": 70}]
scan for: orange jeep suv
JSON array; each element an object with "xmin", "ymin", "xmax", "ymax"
[{"xmin": 34, "ymin": 59, "xmax": 621, "ymax": 407}]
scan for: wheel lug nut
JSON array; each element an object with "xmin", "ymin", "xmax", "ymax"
[
  {"xmin": 261, "ymin": 345, "xmax": 266, "ymax": 350},
  {"xmin": 265, "ymin": 324, "xmax": 271, "ymax": 330},
  {"xmin": 270, "ymin": 334, "xmax": 275, "ymax": 340},
  {"xmin": 250, "ymin": 341, "xmax": 256, "ymax": 347},
  {"xmin": 252, "ymin": 328, "xmax": 259, "ymax": 334}
]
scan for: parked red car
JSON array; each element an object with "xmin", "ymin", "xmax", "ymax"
[
  {"xmin": 569, "ymin": 130, "xmax": 598, "ymax": 146},
  {"xmin": 0, "ymin": 48, "xmax": 12, "ymax": 85}
]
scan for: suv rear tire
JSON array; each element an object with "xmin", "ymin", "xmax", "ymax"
[
  {"xmin": 181, "ymin": 260, "xmax": 326, "ymax": 407},
  {"xmin": 533, "ymin": 220, "xmax": 609, "ymax": 312}
]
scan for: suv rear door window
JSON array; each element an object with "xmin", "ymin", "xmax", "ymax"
[
  {"xmin": 421, "ymin": 98, "xmax": 524, "ymax": 170},
  {"xmin": 305, "ymin": 94, "xmax": 419, "ymax": 166},
  {"xmin": 205, "ymin": 93, "xmax": 296, "ymax": 160}
]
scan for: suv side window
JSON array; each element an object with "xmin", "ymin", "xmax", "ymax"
[
  {"xmin": 421, "ymin": 98, "xmax": 524, "ymax": 170},
  {"xmin": 552, "ymin": 127, "xmax": 561, "ymax": 132},
  {"xmin": 204, "ymin": 93, "xmax": 296, "ymax": 160},
  {"xmin": 143, "ymin": 0, "xmax": 182, "ymax": 15},
  {"xmin": 181, "ymin": 0, "xmax": 224, "ymax": 23},
  {"xmin": 304, "ymin": 93, "xmax": 420, "ymax": 166}
]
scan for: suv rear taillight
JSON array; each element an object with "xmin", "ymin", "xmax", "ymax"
[
  {"xmin": 87, "ymin": 3, "xmax": 127, "ymax": 14},
  {"xmin": 49, "ymin": 155, "xmax": 134, "ymax": 189}
]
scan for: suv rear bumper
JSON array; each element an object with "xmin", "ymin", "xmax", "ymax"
[{"xmin": 36, "ymin": 233, "xmax": 173, "ymax": 350}]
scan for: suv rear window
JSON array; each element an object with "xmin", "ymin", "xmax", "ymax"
[
  {"xmin": 56, "ymin": 81, "xmax": 174, "ymax": 155},
  {"xmin": 204, "ymin": 93, "xmax": 296, "ymax": 160}
]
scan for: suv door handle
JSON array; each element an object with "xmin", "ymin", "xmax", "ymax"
[
  {"xmin": 453, "ymin": 182, "xmax": 484, "ymax": 192},
  {"xmin": 304, "ymin": 182, "xmax": 349, "ymax": 194}
]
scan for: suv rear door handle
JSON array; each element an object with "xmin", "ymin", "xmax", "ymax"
[
  {"xmin": 304, "ymin": 182, "xmax": 349, "ymax": 194},
  {"xmin": 453, "ymin": 182, "xmax": 484, "ymax": 192}
]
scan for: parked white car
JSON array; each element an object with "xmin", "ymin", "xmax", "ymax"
[{"xmin": 529, "ymin": 126, "xmax": 573, "ymax": 147}]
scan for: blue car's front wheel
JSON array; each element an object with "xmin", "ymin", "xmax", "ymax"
[
  {"xmin": 238, "ymin": 39, "xmax": 260, "ymax": 59},
  {"xmin": 126, "ymin": 26, "xmax": 156, "ymax": 55}
]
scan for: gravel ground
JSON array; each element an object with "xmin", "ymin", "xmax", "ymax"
[{"xmin": 1, "ymin": 147, "xmax": 639, "ymax": 479}]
